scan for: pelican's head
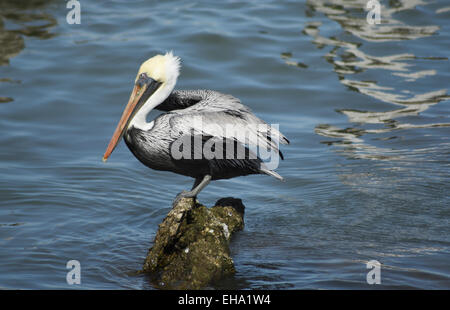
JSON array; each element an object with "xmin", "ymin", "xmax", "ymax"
[
  {"xmin": 136, "ymin": 52, "xmax": 180, "ymax": 88},
  {"xmin": 103, "ymin": 52, "xmax": 180, "ymax": 162}
]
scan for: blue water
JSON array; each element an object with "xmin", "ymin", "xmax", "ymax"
[{"xmin": 0, "ymin": 0, "xmax": 449, "ymax": 289}]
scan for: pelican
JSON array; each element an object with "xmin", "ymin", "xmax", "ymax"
[{"xmin": 103, "ymin": 52, "xmax": 289, "ymax": 204}]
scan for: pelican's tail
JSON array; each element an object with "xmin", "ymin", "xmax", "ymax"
[{"xmin": 260, "ymin": 168, "xmax": 284, "ymax": 181}]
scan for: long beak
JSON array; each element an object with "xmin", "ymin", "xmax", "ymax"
[{"xmin": 102, "ymin": 75, "xmax": 160, "ymax": 162}]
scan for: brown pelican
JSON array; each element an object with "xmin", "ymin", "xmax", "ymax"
[{"xmin": 103, "ymin": 52, "xmax": 289, "ymax": 204}]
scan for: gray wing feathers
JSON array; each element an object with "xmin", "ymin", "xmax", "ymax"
[
  {"xmin": 164, "ymin": 90, "xmax": 288, "ymax": 180},
  {"xmin": 168, "ymin": 90, "xmax": 289, "ymax": 154}
]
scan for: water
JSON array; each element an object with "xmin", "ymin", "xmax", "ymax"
[{"xmin": 0, "ymin": 0, "xmax": 449, "ymax": 289}]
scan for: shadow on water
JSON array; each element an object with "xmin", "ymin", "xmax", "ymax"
[
  {"xmin": 302, "ymin": 0, "xmax": 449, "ymax": 161},
  {"xmin": 0, "ymin": 0, "xmax": 57, "ymax": 102}
]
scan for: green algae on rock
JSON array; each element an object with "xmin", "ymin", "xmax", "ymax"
[{"xmin": 143, "ymin": 197, "xmax": 245, "ymax": 289}]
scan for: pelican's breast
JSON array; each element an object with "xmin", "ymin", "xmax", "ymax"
[{"xmin": 124, "ymin": 120, "xmax": 176, "ymax": 172}]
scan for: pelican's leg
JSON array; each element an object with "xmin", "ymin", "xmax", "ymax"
[
  {"xmin": 173, "ymin": 174, "xmax": 212, "ymax": 207},
  {"xmin": 190, "ymin": 178, "xmax": 202, "ymax": 191},
  {"xmin": 189, "ymin": 174, "xmax": 212, "ymax": 196}
]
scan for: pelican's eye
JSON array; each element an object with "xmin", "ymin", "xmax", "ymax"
[{"xmin": 136, "ymin": 72, "xmax": 152, "ymax": 88}]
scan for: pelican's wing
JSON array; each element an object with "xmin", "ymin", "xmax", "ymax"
[
  {"xmin": 157, "ymin": 90, "xmax": 206, "ymax": 111},
  {"xmin": 167, "ymin": 91, "xmax": 289, "ymax": 156}
]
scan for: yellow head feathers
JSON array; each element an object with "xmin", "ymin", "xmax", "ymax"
[{"xmin": 136, "ymin": 51, "xmax": 181, "ymax": 84}]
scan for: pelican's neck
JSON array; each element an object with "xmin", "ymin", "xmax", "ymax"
[{"xmin": 129, "ymin": 80, "xmax": 174, "ymax": 131}]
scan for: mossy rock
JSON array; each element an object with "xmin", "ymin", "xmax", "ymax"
[{"xmin": 143, "ymin": 197, "xmax": 245, "ymax": 289}]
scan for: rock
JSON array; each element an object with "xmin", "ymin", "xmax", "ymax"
[{"xmin": 143, "ymin": 197, "xmax": 245, "ymax": 289}]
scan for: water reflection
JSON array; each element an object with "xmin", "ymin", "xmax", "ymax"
[
  {"xmin": 306, "ymin": 0, "xmax": 439, "ymax": 42},
  {"xmin": 0, "ymin": 0, "xmax": 57, "ymax": 102},
  {"xmin": 305, "ymin": 0, "xmax": 449, "ymax": 159},
  {"xmin": 281, "ymin": 52, "xmax": 308, "ymax": 69}
]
